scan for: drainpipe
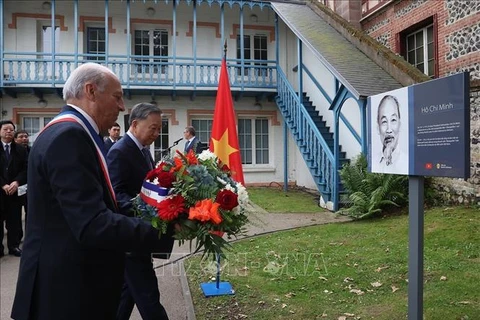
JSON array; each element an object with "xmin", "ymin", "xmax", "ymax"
[
  {"xmin": 51, "ymin": 0, "xmax": 56, "ymax": 87},
  {"xmin": 126, "ymin": 0, "xmax": 131, "ymax": 89},
  {"xmin": 74, "ymin": 0, "xmax": 78, "ymax": 67},
  {"xmin": 105, "ymin": 0, "xmax": 109, "ymax": 65},
  {"xmin": 172, "ymin": 0, "xmax": 176, "ymax": 90},
  {"xmin": 0, "ymin": 0, "xmax": 4, "ymax": 87}
]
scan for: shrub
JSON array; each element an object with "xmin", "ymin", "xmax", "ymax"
[{"xmin": 339, "ymin": 153, "xmax": 408, "ymax": 219}]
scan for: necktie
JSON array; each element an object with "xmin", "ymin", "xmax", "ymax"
[
  {"xmin": 5, "ymin": 144, "xmax": 10, "ymax": 162},
  {"xmin": 142, "ymin": 148, "xmax": 154, "ymax": 170},
  {"xmin": 185, "ymin": 140, "xmax": 190, "ymax": 152}
]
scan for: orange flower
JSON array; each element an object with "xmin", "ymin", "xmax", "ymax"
[
  {"xmin": 186, "ymin": 149, "xmax": 198, "ymax": 165},
  {"xmin": 188, "ymin": 199, "xmax": 222, "ymax": 225},
  {"xmin": 170, "ymin": 157, "xmax": 184, "ymax": 173}
]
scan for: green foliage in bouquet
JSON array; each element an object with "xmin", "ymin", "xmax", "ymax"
[
  {"xmin": 339, "ymin": 153, "xmax": 408, "ymax": 219},
  {"xmin": 132, "ymin": 149, "xmax": 249, "ymax": 259}
]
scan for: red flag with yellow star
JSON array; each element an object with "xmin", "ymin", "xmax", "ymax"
[{"xmin": 210, "ymin": 58, "xmax": 245, "ymax": 185}]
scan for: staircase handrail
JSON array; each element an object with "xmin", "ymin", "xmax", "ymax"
[{"xmin": 277, "ymin": 67, "xmax": 335, "ymax": 164}]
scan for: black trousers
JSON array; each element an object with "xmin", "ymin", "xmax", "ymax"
[
  {"xmin": 0, "ymin": 198, "xmax": 22, "ymax": 252},
  {"xmin": 116, "ymin": 254, "xmax": 169, "ymax": 320}
]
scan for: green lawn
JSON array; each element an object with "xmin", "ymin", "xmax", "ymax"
[
  {"xmin": 186, "ymin": 206, "xmax": 479, "ymax": 319},
  {"xmin": 247, "ymin": 186, "xmax": 323, "ymax": 213}
]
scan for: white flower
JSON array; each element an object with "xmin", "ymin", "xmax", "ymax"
[
  {"xmin": 198, "ymin": 150, "xmax": 217, "ymax": 161},
  {"xmin": 235, "ymin": 182, "xmax": 249, "ymax": 208}
]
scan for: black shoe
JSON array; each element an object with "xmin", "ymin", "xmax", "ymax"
[{"xmin": 8, "ymin": 247, "xmax": 22, "ymax": 257}]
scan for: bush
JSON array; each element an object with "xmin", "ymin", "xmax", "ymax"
[{"xmin": 339, "ymin": 153, "xmax": 408, "ymax": 219}]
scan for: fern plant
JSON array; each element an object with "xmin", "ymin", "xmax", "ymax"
[{"xmin": 339, "ymin": 153, "xmax": 408, "ymax": 219}]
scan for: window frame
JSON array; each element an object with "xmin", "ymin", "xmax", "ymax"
[
  {"xmin": 398, "ymin": 16, "xmax": 438, "ymax": 78},
  {"xmin": 236, "ymin": 32, "xmax": 269, "ymax": 78},
  {"xmin": 190, "ymin": 116, "xmax": 271, "ymax": 166},
  {"xmin": 85, "ymin": 26, "xmax": 106, "ymax": 61},
  {"xmin": 132, "ymin": 27, "xmax": 169, "ymax": 75},
  {"xmin": 20, "ymin": 114, "xmax": 56, "ymax": 143}
]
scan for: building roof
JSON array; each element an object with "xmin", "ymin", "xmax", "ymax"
[{"xmin": 271, "ymin": 1, "xmax": 402, "ymax": 99}]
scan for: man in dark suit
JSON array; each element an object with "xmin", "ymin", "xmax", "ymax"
[
  {"xmin": 11, "ymin": 63, "xmax": 174, "ymax": 320},
  {"xmin": 0, "ymin": 121, "xmax": 28, "ymax": 258},
  {"xmin": 107, "ymin": 102, "xmax": 174, "ymax": 320},
  {"xmin": 14, "ymin": 129, "xmax": 31, "ymax": 242},
  {"xmin": 104, "ymin": 122, "xmax": 121, "ymax": 152},
  {"xmin": 183, "ymin": 125, "xmax": 202, "ymax": 153}
]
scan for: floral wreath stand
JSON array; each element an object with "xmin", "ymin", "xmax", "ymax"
[{"xmin": 200, "ymin": 254, "xmax": 235, "ymax": 297}]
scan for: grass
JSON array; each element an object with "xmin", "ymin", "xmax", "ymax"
[
  {"xmin": 247, "ymin": 186, "xmax": 323, "ymax": 213},
  {"xmin": 185, "ymin": 205, "xmax": 479, "ymax": 319}
]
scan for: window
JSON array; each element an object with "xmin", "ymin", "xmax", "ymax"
[
  {"xmin": 86, "ymin": 27, "xmax": 105, "ymax": 61},
  {"xmin": 191, "ymin": 119, "xmax": 213, "ymax": 147},
  {"xmin": 154, "ymin": 118, "xmax": 170, "ymax": 162},
  {"xmin": 405, "ymin": 24, "xmax": 435, "ymax": 78},
  {"xmin": 134, "ymin": 29, "xmax": 168, "ymax": 74},
  {"xmin": 22, "ymin": 115, "xmax": 55, "ymax": 143},
  {"xmin": 236, "ymin": 34, "xmax": 268, "ymax": 76},
  {"xmin": 190, "ymin": 117, "xmax": 270, "ymax": 165},
  {"xmin": 238, "ymin": 118, "xmax": 269, "ymax": 165}
]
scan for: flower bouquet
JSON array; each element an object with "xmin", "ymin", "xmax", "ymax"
[{"xmin": 132, "ymin": 149, "xmax": 249, "ymax": 258}]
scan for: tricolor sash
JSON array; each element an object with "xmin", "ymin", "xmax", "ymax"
[
  {"xmin": 140, "ymin": 181, "xmax": 169, "ymax": 207},
  {"xmin": 41, "ymin": 111, "xmax": 117, "ymax": 207}
]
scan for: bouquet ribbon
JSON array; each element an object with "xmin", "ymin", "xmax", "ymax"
[{"xmin": 140, "ymin": 181, "xmax": 170, "ymax": 207}]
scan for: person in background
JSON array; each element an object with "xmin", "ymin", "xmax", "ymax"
[
  {"xmin": 14, "ymin": 130, "xmax": 31, "ymax": 242},
  {"xmin": 11, "ymin": 63, "xmax": 176, "ymax": 320},
  {"xmin": 104, "ymin": 122, "xmax": 121, "ymax": 152},
  {"xmin": 183, "ymin": 125, "xmax": 202, "ymax": 153},
  {"xmin": 107, "ymin": 102, "xmax": 174, "ymax": 320},
  {"xmin": 0, "ymin": 121, "xmax": 28, "ymax": 258},
  {"xmin": 14, "ymin": 130, "xmax": 30, "ymax": 155}
]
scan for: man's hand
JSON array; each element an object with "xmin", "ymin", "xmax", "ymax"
[{"xmin": 6, "ymin": 181, "xmax": 19, "ymax": 195}]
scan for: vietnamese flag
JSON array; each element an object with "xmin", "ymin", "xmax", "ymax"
[{"xmin": 210, "ymin": 58, "xmax": 245, "ymax": 185}]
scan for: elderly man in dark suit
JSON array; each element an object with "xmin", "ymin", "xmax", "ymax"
[
  {"xmin": 0, "ymin": 121, "xmax": 28, "ymax": 258},
  {"xmin": 11, "ymin": 63, "xmax": 174, "ymax": 320},
  {"xmin": 107, "ymin": 102, "xmax": 174, "ymax": 320}
]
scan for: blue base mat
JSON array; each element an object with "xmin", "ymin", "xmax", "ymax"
[{"xmin": 200, "ymin": 281, "xmax": 235, "ymax": 297}]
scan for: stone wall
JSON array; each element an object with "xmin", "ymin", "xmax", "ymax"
[{"xmin": 432, "ymin": 86, "xmax": 480, "ymax": 206}]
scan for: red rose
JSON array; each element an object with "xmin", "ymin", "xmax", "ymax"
[
  {"xmin": 157, "ymin": 195, "xmax": 185, "ymax": 221},
  {"xmin": 215, "ymin": 189, "xmax": 239, "ymax": 210},
  {"xmin": 145, "ymin": 167, "xmax": 163, "ymax": 181},
  {"xmin": 157, "ymin": 171, "xmax": 175, "ymax": 188}
]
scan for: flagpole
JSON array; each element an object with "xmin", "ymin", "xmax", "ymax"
[
  {"xmin": 200, "ymin": 39, "xmax": 237, "ymax": 297},
  {"xmin": 224, "ymin": 40, "xmax": 227, "ymax": 59}
]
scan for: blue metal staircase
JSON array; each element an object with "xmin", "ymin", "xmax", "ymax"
[{"xmin": 276, "ymin": 68, "xmax": 348, "ymax": 207}]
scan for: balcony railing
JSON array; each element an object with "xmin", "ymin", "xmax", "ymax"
[{"xmin": 1, "ymin": 53, "xmax": 277, "ymax": 90}]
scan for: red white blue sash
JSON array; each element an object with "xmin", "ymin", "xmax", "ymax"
[
  {"xmin": 42, "ymin": 113, "xmax": 117, "ymax": 205},
  {"xmin": 140, "ymin": 181, "xmax": 169, "ymax": 207}
]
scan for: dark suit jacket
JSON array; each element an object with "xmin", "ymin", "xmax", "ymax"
[
  {"xmin": 107, "ymin": 134, "xmax": 175, "ymax": 257},
  {"xmin": 0, "ymin": 142, "xmax": 28, "ymax": 209},
  {"xmin": 11, "ymin": 106, "xmax": 173, "ymax": 320},
  {"xmin": 104, "ymin": 137, "xmax": 115, "ymax": 153},
  {"xmin": 184, "ymin": 136, "xmax": 202, "ymax": 154}
]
